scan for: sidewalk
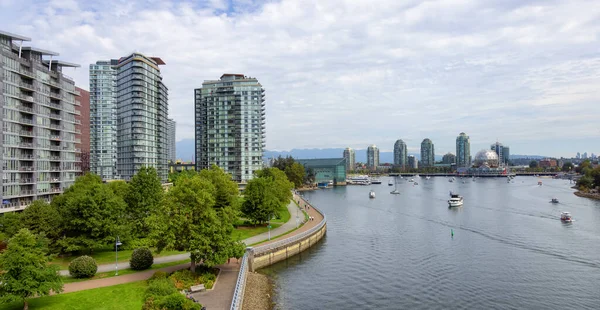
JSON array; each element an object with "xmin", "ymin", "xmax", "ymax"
[{"xmin": 60, "ymin": 199, "xmax": 302, "ymax": 276}]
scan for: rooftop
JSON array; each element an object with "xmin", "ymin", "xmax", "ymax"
[
  {"xmin": 296, "ymin": 158, "xmax": 347, "ymax": 167},
  {"xmin": 0, "ymin": 30, "xmax": 31, "ymax": 41},
  {"xmin": 42, "ymin": 60, "xmax": 80, "ymax": 68},
  {"xmin": 20, "ymin": 46, "xmax": 59, "ymax": 56}
]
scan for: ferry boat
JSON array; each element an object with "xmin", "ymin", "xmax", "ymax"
[
  {"xmin": 370, "ymin": 178, "xmax": 382, "ymax": 184},
  {"xmin": 560, "ymin": 212, "xmax": 572, "ymax": 222},
  {"xmin": 347, "ymin": 175, "xmax": 371, "ymax": 185},
  {"xmin": 369, "ymin": 190, "xmax": 376, "ymax": 199},
  {"xmin": 448, "ymin": 193, "xmax": 464, "ymax": 207}
]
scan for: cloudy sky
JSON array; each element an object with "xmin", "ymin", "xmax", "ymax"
[{"xmin": 2, "ymin": 0, "xmax": 599, "ymax": 157}]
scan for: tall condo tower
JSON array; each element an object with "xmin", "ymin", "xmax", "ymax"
[
  {"xmin": 0, "ymin": 30, "xmax": 81, "ymax": 212},
  {"xmin": 420, "ymin": 138, "xmax": 435, "ymax": 167},
  {"xmin": 343, "ymin": 147, "xmax": 355, "ymax": 171},
  {"xmin": 90, "ymin": 60, "xmax": 118, "ymax": 180},
  {"xmin": 166, "ymin": 118, "xmax": 176, "ymax": 163},
  {"xmin": 393, "ymin": 139, "xmax": 408, "ymax": 168},
  {"xmin": 115, "ymin": 53, "xmax": 168, "ymax": 182},
  {"xmin": 367, "ymin": 145, "xmax": 379, "ymax": 170},
  {"xmin": 456, "ymin": 132, "xmax": 470, "ymax": 168},
  {"xmin": 194, "ymin": 74, "xmax": 265, "ymax": 182},
  {"xmin": 490, "ymin": 142, "xmax": 506, "ymax": 166}
]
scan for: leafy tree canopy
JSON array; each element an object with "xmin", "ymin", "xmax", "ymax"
[
  {"xmin": 198, "ymin": 165, "xmax": 240, "ymax": 210},
  {"xmin": 125, "ymin": 167, "xmax": 164, "ymax": 237},
  {"xmin": 20, "ymin": 200, "xmax": 61, "ymax": 251},
  {"xmin": 241, "ymin": 177, "xmax": 283, "ymax": 224},
  {"xmin": 254, "ymin": 168, "xmax": 293, "ymax": 204}
]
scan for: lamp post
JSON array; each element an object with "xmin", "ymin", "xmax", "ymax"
[
  {"xmin": 268, "ymin": 213, "xmax": 273, "ymax": 240},
  {"xmin": 115, "ymin": 236, "xmax": 122, "ymax": 275},
  {"xmin": 296, "ymin": 205, "xmax": 299, "ymax": 228}
]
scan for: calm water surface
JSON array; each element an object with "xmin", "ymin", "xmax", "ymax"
[{"xmin": 261, "ymin": 177, "xmax": 600, "ymax": 309}]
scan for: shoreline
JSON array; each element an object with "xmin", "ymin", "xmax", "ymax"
[
  {"xmin": 574, "ymin": 191, "xmax": 600, "ymax": 200},
  {"xmin": 242, "ymin": 272, "xmax": 274, "ymax": 310}
]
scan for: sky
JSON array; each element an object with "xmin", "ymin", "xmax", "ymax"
[{"xmin": 1, "ymin": 0, "xmax": 599, "ymax": 157}]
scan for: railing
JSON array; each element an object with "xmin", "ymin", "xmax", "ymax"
[{"xmin": 229, "ymin": 252, "xmax": 249, "ymax": 310}]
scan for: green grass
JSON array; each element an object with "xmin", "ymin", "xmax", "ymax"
[
  {"xmin": 231, "ymin": 223, "xmax": 282, "ymax": 241},
  {"xmin": 51, "ymin": 248, "xmax": 186, "ymax": 269},
  {"xmin": 2, "ymin": 281, "xmax": 147, "ymax": 310},
  {"xmin": 270, "ymin": 204, "xmax": 291, "ymax": 223},
  {"xmin": 61, "ymin": 259, "xmax": 191, "ymax": 284}
]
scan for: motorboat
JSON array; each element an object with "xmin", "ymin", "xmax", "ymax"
[
  {"xmin": 388, "ymin": 180, "xmax": 394, "ymax": 186},
  {"xmin": 426, "ymin": 176, "xmax": 431, "ymax": 180},
  {"xmin": 448, "ymin": 193, "xmax": 464, "ymax": 207},
  {"xmin": 317, "ymin": 182, "xmax": 328, "ymax": 188},
  {"xmin": 449, "ymin": 178, "xmax": 454, "ymax": 183},
  {"xmin": 413, "ymin": 182, "xmax": 419, "ymax": 185},
  {"xmin": 371, "ymin": 178, "xmax": 382, "ymax": 184},
  {"xmin": 551, "ymin": 198, "xmax": 559, "ymax": 203},
  {"xmin": 538, "ymin": 181, "xmax": 543, "ymax": 186},
  {"xmin": 409, "ymin": 178, "xmax": 414, "ymax": 182},
  {"xmin": 369, "ymin": 190, "xmax": 376, "ymax": 199},
  {"xmin": 560, "ymin": 212, "xmax": 572, "ymax": 222}
]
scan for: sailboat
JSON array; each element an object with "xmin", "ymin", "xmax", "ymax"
[{"xmin": 390, "ymin": 178, "xmax": 400, "ymax": 195}]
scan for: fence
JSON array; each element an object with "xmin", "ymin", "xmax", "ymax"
[{"xmin": 229, "ymin": 251, "xmax": 249, "ymax": 310}]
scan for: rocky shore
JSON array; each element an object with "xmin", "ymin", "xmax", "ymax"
[
  {"xmin": 574, "ymin": 190, "xmax": 600, "ymax": 200},
  {"xmin": 242, "ymin": 272, "xmax": 273, "ymax": 310}
]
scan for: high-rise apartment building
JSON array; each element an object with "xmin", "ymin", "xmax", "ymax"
[
  {"xmin": 420, "ymin": 138, "xmax": 435, "ymax": 167},
  {"xmin": 1, "ymin": 30, "xmax": 81, "ymax": 212},
  {"xmin": 75, "ymin": 87, "xmax": 90, "ymax": 174},
  {"xmin": 367, "ymin": 145, "xmax": 379, "ymax": 170},
  {"xmin": 408, "ymin": 155, "xmax": 418, "ymax": 169},
  {"xmin": 343, "ymin": 147, "xmax": 355, "ymax": 171},
  {"xmin": 393, "ymin": 139, "xmax": 408, "ymax": 168},
  {"xmin": 90, "ymin": 60, "xmax": 118, "ymax": 180},
  {"xmin": 502, "ymin": 146, "xmax": 510, "ymax": 165},
  {"xmin": 194, "ymin": 74, "xmax": 265, "ymax": 182},
  {"xmin": 456, "ymin": 132, "xmax": 470, "ymax": 168},
  {"xmin": 491, "ymin": 142, "xmax": 510, "ymax": 166},
  {"xmin": 167, "ymin": 118, "xmax": 176, "ymax": 163},
  {"xmin": 116, "ymin": 54, "xmax": 168, "ymax": 182},
  {"xmin": 442, "ymin": 153, "xmax": 456, "ymax": 164}
]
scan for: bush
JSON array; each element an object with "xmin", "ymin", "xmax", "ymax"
[
  {"xmin": 146, "ymin": 278, "xmax": 178, "ymax": 298},
  {"xmin": 149, "ymin": 271, "xmax": 167, "ymax": 281},
  {"xmin": 158, "ymin": 293, "xmax": 201, "ymax": 310},
  {"xmin": 130, "ymin": 247, "xmax": 154, "ymax": 270},
  {"xmin": 68, "ymin": 255, "xmax": 97, "ymax": 278}
]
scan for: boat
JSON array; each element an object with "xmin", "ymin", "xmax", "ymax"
[
  {"xmin": 347, "ymin": 175, "xmax": 371, "ymax": 185},
  {"xmin": 413, "ymin": 182, "xmax": 419, "ymax": 185},
  {"xmin": 388, "ymin": 180, "xmax": 394, "ymax": 186},
  {"xmin": 415, "ymin": 174, "xmax": 420, "ymax": 178},
  {"xmin": 448, "ymin": 193, "xmax": 464, "ymax": 207},
  {"xmin": 449, "ymin": 178, "xmax": 454, "ymax": 183},
  {"xmin": 369, "ymin": 190, "xmax": 376, "ymax": 199},
  {"xmin": 371, "ymin": 178, "xmax": 382, "ymax": 184},
  {"xmin": 550, "ymin": 198, "xmax": 559, "ymax": 203},
  {"xmin": 328, "ymin": 180, "xmax": 333, "ymax": 186},
  {"xmin": 409, "ymin": 178, "xmax": 414, "ymax": 182},
  {"xmin": 426, "ymin": 176, "xmax": 431, "ymax": 180},
  {"xmin": 317, "ymin": 182, "xmax": 328, "ymax": 188},
  {"xmin": 390, "ymin": 178, "xmax": 400, "ymax": 195},
  {"xmin": 538, "ymin": 181, "xmax": 543, "ymax": 186},
  {"xmin": 560, "ymin": 212, "xmax": 572, "ymax": 222}
]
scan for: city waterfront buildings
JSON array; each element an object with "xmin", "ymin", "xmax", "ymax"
[
  {"xmin": 442, "ymin": 153, "xmax": 456, "ymax": 165},
  {"xmin": 420, "ymin": 139, "xmax": 435, "ymax": 167},
  {"xmin": 296, "ymin": 158, "xmax": 347, "ymax": 185},
  {"xmin": 502, "ymin": 146, "xmax": 510, "ymax": 165},
  {"xmin": 167, "ymin": 118, "xmax": 176, "ymax": 163},
  {"xmin": 367, "ymin": 145, "xmax": 379, "ymax": 170},
  {"xmin": 1, "ymin": 30, "xmax": 81, "ymax": 212},
  {"xmin": 393, "ymin": 139, "xmax": 408, "ymax": 168},
  {"xmin": 408, "ymin": 155, "xmax": 418, "ymax": 169},
  {"xmin": 194, "ymin": 74, "xmax": 265, "ymax": 183},
  {"xmin": 343, "ymin": 147, "xmax": 355, "ymax": 171},
  {"xmin": 75, "ymin": 87, "xmax": 90, "ymax": 174},
  {"xmin": 456, "ymin": 132, "xmax": 470, "ymax": 168}
]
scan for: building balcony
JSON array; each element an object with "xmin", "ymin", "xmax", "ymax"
[
  {"xmin": 50, "ymin": 178, "xmax": 61, "ymax": 183},
  {"xmin": 49, "ymin": 145, "xmax": 62, "ymax": 151},
  {"xmin": 18, "ymin": 68, "xmax": 35, "ymax": 78},
  {"xmin": 19, "ymin": 154, "xmax": 34, "ymax": 160},
  {"xmin": 19, "ymin": 130, "xmax": 34, "ymax": 137},
  {"xmin": 50, "ymin": 135, "xmax": 61, "ymax": 141},
  {"xmin": 17, "ymin": 105, "xmax": 34, "ymax": 113},
  {"xmin": 49, "ymin": 187, "xmax": 62, "ymax": 193},
  {"xmin": 49, "ymin": 167, "xmax": 61, "ymax": 171},
  {"xmin": 49, "ymin": 155, "xmax": 61, "ymax": 161},
  {"xmin": 19, "ymin": 178, "xmax": 34, "ymax": 184},
  {"xmin": 74, "ymin": 100, "xmax": 81, "ymax": 106},
  {"xmin": 49, "ymin": 102, "xmax": 61, "ymax": 109},
  {"xmin": 18, "ymin": 81, "xmax": 35, "ymax": 91},
  {"xmin": 49, "ymin": 80, "xmax": 62, "ymax": 88},
  {"xmin": 18, "ymin": 142, "xmax": 34, "ymax": 148},
  {"xmin": 48, "ymin": 92, "xmax": 61, "ymax": 100},
  {"xmin": 49, "ymin": 124, "xmax": 62, "ymax": 130},
  {"xmin": 48, "ymin": 114, "xmax": 61, "ymax": 120},
  {"xmin": 18, "ymin": 93, "xmax": 34, "ymax": 103},
  {"xmin": 18, "ymin": 166, "xmax": 34, "ymax": 172}
]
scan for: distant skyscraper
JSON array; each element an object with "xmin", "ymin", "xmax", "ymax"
[
  {"xmin": 502, "ymin": 146, "xmax": 510, "ymax": 165},
  {"xmin": 90, "ymin": 60, "xmax": 118, "ymax": 180},
  {"xmin": 343, "ymin": 147, "xmax": 355, "ymax": 171},
  {"xmin": 194, "ymin": 74, "xmax": 265, "ymax": 182},
  {"xmin": 456, "ymin": 132, "xmax": 470, "ymax": 167},
  {"xmin": 490, "ymin": 142, "xmax": 504, "ymax": 165},
  {"xmin": 115, "ymin": 53, "xmax": 169, "ymax": 182},
  {"xmin": 442, "ymin": 153, "xmax": 456, "ymax": 165},
  {"xmin": 166, "ymin": 118, "xmax": 176, "ymax": 163},
  {"xmin": 583, "ymin": 152, "xmax": 588, "ymax": 159},
  {"xmin": 420, "ymin": 139, "xmax": 435, "ymax": 167},
  {"xmin": 408, "ymin": 155, "xmax": 418, "ymax": 169},
  {"xmin": 393, "ymin": 139, "xmax": 408, "ymax": 168},
  {"xmin": 576, "ymin": 152, "xmax": 581, "ymax": 159},
  {"xmin": 367, "ymin": 145, "xmax": 379, "ymax": 170}
]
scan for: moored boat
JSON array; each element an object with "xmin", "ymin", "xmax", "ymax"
[
  {"xmin": 371, "ymin": 178, "xmax": 382, "ymax": 184},
  {"xmin": 369, "ymin": 190, "xmax": 376, "ymax": 199},
  {"xmin": 550, "ymin": 198, "xmax": 559, "ymax": 203},
  {"xmin": 448, "ymin": 193, "xmax": 463, "ymax": 207},
  {"xmin": 388, "ymin": 180, "xmax": 394, "ymax": 186}
]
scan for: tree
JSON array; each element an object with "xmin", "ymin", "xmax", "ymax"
[
  {"xmin": 562, "ymin": 162, "xmax": 574, "ymax": 172},
  {"xmin": 304, "ymin": 167, "xmax": 316, "ymax": 185},
  {"xmin": 53, "ymin": 173, "xmax": 128, "ymax": 253},
  {"xmin": 106, "ymin": 180, "xmax": 131, "ymax": 201},
  {"xmin": 147, "ymin": 174, "xmax": 243, "ymax": 271},
  {"xmin": 254, "ymin": 168, "xmax": 293, "ymax": 204},
  {"xmin": 529, "ymin": 160, "xmax": 538, "ymax": 168},
  {"xmin": 0, "ymin": 229, "xmax": 63, "ymax": 310},
  {"xmin": 20, "ymin": 200, "xmax": 61, "ymax": 252},
  {"xmin": 577, "ymin": 175, "xmax": 593, "ymax": 190},
  {"xmin": 199, "ymin": 165, "xmax": 239, "ymax": 210},
  {"xmin": 0, "ymin": 212, "xmax": 23, "ymax": 239},
  {"xmin": 169, "ymin": 169, "xmax": 198, "ymax": 186},
  {"xmin": 125, "ymin": 167, "xmax": 164, "ymax": 237},
  {"xmin": 242, "ymin": 177, "xmax": 282, "ymax": 224},
  {"xmin": 285, "ymin": 162, "xmax": 305, "ymax": 188}
]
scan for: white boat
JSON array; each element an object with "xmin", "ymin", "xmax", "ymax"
[
  {"xmin": 448, "ymin": 193, "xmax": 463, "ymax": 207},
  {"xmin": 415, "ymin": 174, "xmax": 420, "ymax": 178},
  {"xmin": 560, "ymin": 212, "xmax": 572, "ymax": 222},
  {"xmin": 347, "ymin": 175, "xmax": 371, "ymax": 185},
  {"xmin": 390, "ymin": 178, "xmax": 400, "ymax": 195},
  {"xmin": 449, "ymin": 178, "xmax": 454, "ymax": 183},
  {"xmin": 409, "ymin": 178, "xmax": 414, "ymax": 182},
  {"xmin": 388, "ymin": 180, "xmax": 394, "ymax": 186},
  {"xmin": 426, "ymin": 176, "xmax": 431, "ymax": 180},
  {"xmin": 369, "ymin": 190, "xmax": 376, "ymax": 199},
  {"xmin": 370, "ymin": 178, "xmax": 382, "ymax": 184}
]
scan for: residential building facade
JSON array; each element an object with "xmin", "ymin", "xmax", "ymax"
[
  {"xmin": 393, "ymin": 139, "xmax": 408, "ymax": 168},
  {"xmin": 1, "ymin": 30, "xmax": 81, "ymax": 212},
  {"xmin": 367, "ymin": 144, "xmax": 379, "ymax": 170},
  {"xmin": 75, "ymin": 87, "xmax": 90, "ymax": 174},
  {"xmin": 194, "ymin": 74, "xmax": 265, "ymax": 183},
  {"xmin": 442, "ymin": 152, "xmax": 456, "ymax": 165},
  {"xmin": 408, "ymin": 155, "xmax": 418, "ymax": 169},
  {"xmin": 343, "ymin": 147, "xmax": 355, "ymax": 171},
  {"xmin": 502, "ymin": 146, "xmax": 510, "ymax": 165},
  {"xmin": 167, "ymin": 118, "xmax": 176, "ymax": 163},
  {"xmin": 456, "ymin": 132, "xmax": 470, "ymax": 168},
  {"xmin": 420, "ymin": 138, "xmax": 435, "ymax": 167}
]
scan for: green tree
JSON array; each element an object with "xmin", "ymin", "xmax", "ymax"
[
  {"xmin": 53, "ymin": 173, "xmax": 128, "ymax": 253},
  {"xmin": 125, "ymin": 167, "xmax": 164, "ymax": 237},
  {"xmin": 169, "ymin": 169, "xmax": 198, "ymax": 186},
  {"xmin": 576, "ymin": 160, "xmax": 591, "ymax": 174},
  {"xmin": 106, "ymin": 180, "xmax": 131, "ymax": 201},
  {"xmin": 0, "ymin": 229, "xmax": 63, "ymax": 310},
  {"xmin": 254, "ymin": 168, "xmax": 293, "ymax": 204},
  {"xmin": 577, "ymin": 175, "xmax": 593, "ymax": 189},
  {"xmin": 198, "ymin": 165, "xmax": 239, "ymax": 210},
  {"xmin": 148, "ymin": 174, "xmax": 243, "ymax": 271},
  {"xmin": 285, "ymin": 162, "xmax": 306, "ymax": 188},
  {"xmin": 529, "ymin": 160, "xmax": 538, "ymax": 168},
  {"xmin": 241, "ymin": 177, "xmax": 282, "ymax": 224},
  {"xmin": 562, "ymin": 162, "xmax": 574, "ymax": 172},
  {"xmin": 0, "ymin": 212, "xmax": 23, "ymax": 239},
  {"xmin": 20, "ymin": 200, "xmax": 61, "ymax": 252}
]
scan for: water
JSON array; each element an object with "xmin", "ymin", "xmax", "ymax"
[{"xmin": 261, "ymin": 177, "xmax": 600, "ymax": 309}]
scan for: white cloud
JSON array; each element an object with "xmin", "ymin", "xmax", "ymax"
[{"xmin": 1, "ymin": 0, "xmax": 600, "ymax": 157}]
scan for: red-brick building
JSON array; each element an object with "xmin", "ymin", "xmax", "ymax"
[
  {"xmin": 75, "ymin": 87, "xmax": 90, "ymax": 174},
  {"xmin": 539, "ymin": 158, "xmax": 557, "ymax": 168}
]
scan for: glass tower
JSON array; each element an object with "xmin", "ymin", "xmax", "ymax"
[
  {"xmin": 167, "ymin": 118, "xmax": 176, "ymax": 163},
  {"xmin": 367, "ymin": 145, "xmax": 379, "ymax": 170},
  {"xmin": 343, "ymin": 147, "xmax": 355, "ymax": 171},
  {"xmin": 194, "ymin": 74, "xmax": 265, "ymax": 183},
  {"xmin": 456, "ymin": 132, "xmax": 470, "ymax": 168},
  {"xmin": 90, "ymin": 60, "xmax": 118, "ymax": 180},
  {"xmin": 420, "ymin": 138, "xmax": 435, "ymax": 167},
  {"xmin": 393, "ymin": 139, "xmax": 408, "ymax": 168}
]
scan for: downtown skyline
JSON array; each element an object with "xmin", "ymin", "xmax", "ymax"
[{"xmin": 2, "ymin": 0, "xmax": 600, "ymax": 158}]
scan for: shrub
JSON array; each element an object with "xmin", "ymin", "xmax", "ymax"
[
  {"xmin": 130, "ymin": 247, "xmax": 154, "ymax": 270},
  {"xmin": 204, "ymin": 279, "xmax": 214, "ymax": 289},
  {"xmin": 68, "ymin": 255, "xmax": 97, "ymax": 278},
  {"xmin": 158, "ymin": 293, "xmax": 201, "ymax": 310},
  {"xmin": 149, "ymin": 270, "xmax": 167, "ymax": 281},
  {"xmin": 168, "ymin": 269, "xmax": 197, "ymax": 290},
  {"xmin": 146, "ymin": 278, "xmax": 178, "ymax": 298}
]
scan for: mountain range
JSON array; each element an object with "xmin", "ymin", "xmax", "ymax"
[{"xmin": 176, "ymin": 139, "xmax": 547, "ymax": 163}]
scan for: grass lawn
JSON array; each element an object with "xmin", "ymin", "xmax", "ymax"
[
  {"xmin": 51, "ymin": 248, "xmax": 186, "ymax": 269},
  {"xmin": 270, "ymin": 203, "xmax": 291, "ymax": 224},
  {"xmin": 62, "ymin": 259, "xmax": 191, "ymax": 284},
  {"xmin": 231, "ymin": 223, "xmax": 282, "ymax": 241},
  {"xmin": 2, "ymin": 281, "xmax": 147, "ymax": 310}
]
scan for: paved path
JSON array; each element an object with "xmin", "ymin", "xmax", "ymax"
[{"xmin": 59, "ymin": 200, "xmax": 301, "ymax": 276}]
